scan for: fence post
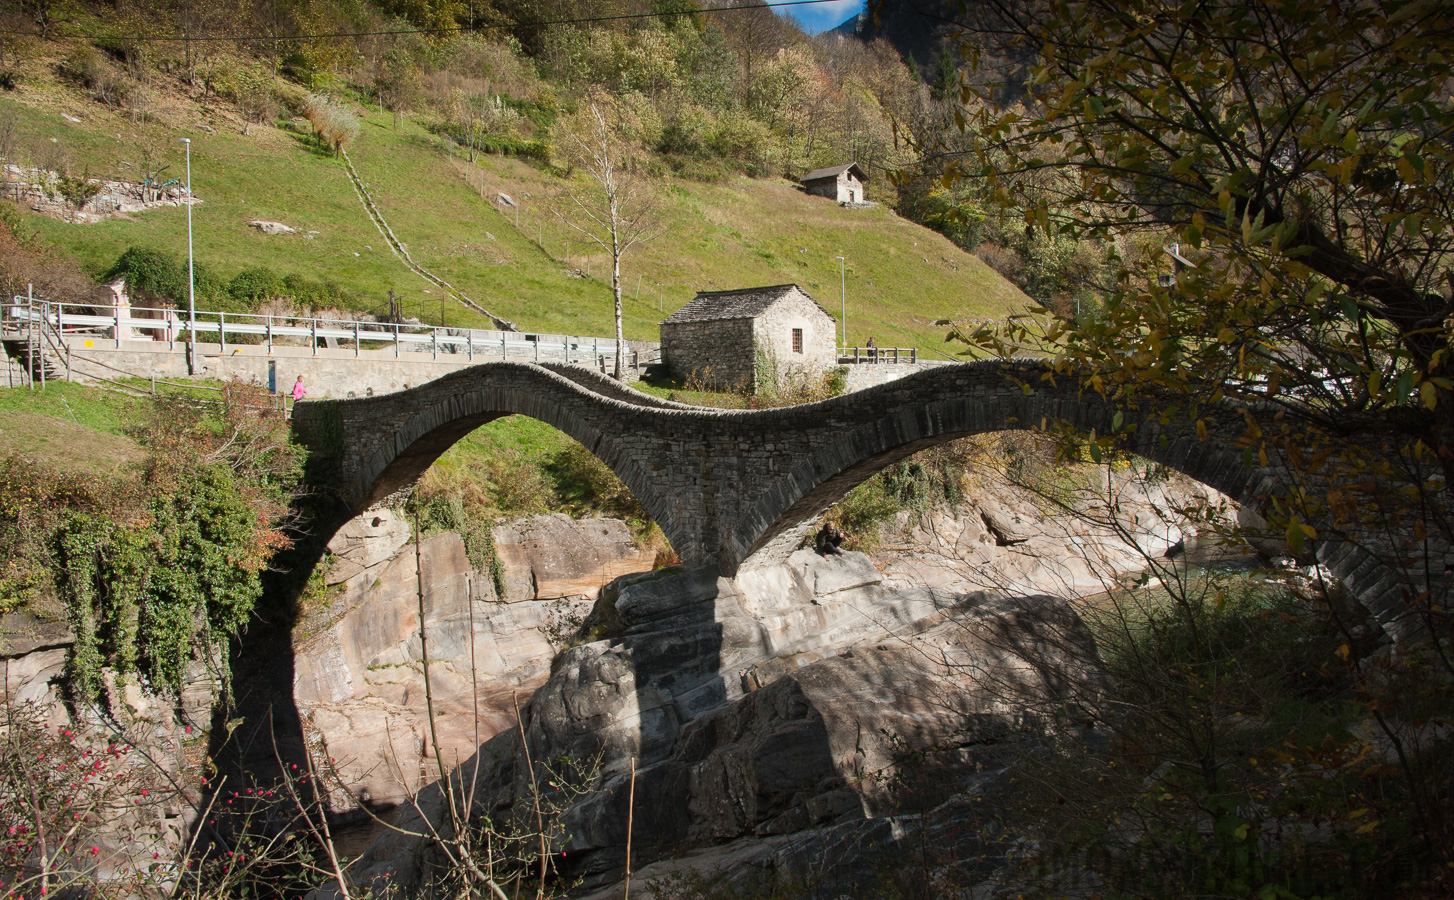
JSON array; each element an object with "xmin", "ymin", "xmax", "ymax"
[
  {"xmin": 467, "ymin": 329, "xmax": 472, "ymax": 361},
  {"xmin": 432, "ymin": 327, "xmax": 437, "ymax": 360},
  {"xmin": 266, "ymin": 315, "xmax": 273, "ymax": 353},
  {"xmin": 534, "ymin": 336, "xmax": 539, "ymax": 363},
  {"xmin": 593, "ymin": 338, "xmax": 599, "ymax": 370},
  {"xmin": 25, "ymin": 287, "xmax": 33, "ymax": 390},
  {"xmin": 115, "ymin": 300, "xmax": 122, "ymax": 349},
  {"xmin": 219, "ymin": 312, "xmax": 226, "ymax": 353},
  {"xmin": 395, "ymin": 323, "xmax": 400, "ymax": 359},
  {"xmin": 354, "ymin": 321, "xmax": 360, "ymax": 357},
  {"xmin": 501, "ymin": 332, "xmax": 506, "ymax": 361},
  {"xmin": 39, "ymin": 299, "xmax": 46, "ymax": 391},
  {"xmin": 911, "ymin": 348, "xmax": 916, "ymax": 363},
  {"xmin": 311, "ymin": 318, "xmax": 318, "ymax": 356}
]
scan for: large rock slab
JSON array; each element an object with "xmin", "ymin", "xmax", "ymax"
[{"xmin": 494, "ymin": 514, "xmax": 657, "ymax": 602}]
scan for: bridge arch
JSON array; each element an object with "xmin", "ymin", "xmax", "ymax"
[
  {"xmin": 293, "ymin": 363, "xmax": 700, "ymax": 548},
  {"xmin": 297, "ymin": 360, "xmax": 1425, "ymax": 640},
  {"xmin": 733, "ymin": 373, "xmax": 1258, "ymax": 567}
]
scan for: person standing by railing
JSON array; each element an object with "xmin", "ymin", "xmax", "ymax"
[{"xmin": 866, "ymin": 335, "xmax": 876, "ymax": 361}]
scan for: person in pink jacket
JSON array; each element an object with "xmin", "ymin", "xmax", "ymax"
[{"xmin": 291, "ymin": 375, "xmax": 307, "ymax": 403}]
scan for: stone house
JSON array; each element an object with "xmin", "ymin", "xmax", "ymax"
[
  {"xmin": 801, "ymin": 163, "xmax": 868, "ymax": 204},
  {"xmin": 661, "ymin": 284, "xmax": 838, "ymax": 391}
]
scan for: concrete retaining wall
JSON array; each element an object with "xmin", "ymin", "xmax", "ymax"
[{"xmin": 56, "ymin": 335, "xmax": 657, "ymax": 397}]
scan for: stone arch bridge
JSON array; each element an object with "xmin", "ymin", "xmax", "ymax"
[{"xmin": 292, "ymin": 361, "xmax": 1430, "ymax": 639}]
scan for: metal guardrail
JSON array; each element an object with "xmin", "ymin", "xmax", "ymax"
[
  {"xmin": 7, "ymin": 299, "xmax": 660, "ymax": 367},
  {"xmin": 837, "ymin": 346, "xmax": 950, "ymax": 365}
]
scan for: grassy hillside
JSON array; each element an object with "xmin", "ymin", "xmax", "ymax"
[
  {"xmin": 0, "ymin": 61, "xmax": 1027, "ymax": 352},
  {"xmin": 0, "ymin": 382, "xmax": 141, "ymax": 475}
]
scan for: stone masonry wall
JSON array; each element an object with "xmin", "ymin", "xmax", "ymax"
[
  {"xmin": 661, "ymin": 318, "xmax": 755, "ymax": 389},
  {"xmin": 752, "ymin": 289, "xmax": 837, "ymax": 389},
  {"xmin": 842, "ymin": 360, "xmax": 944, "ymax": 392}
]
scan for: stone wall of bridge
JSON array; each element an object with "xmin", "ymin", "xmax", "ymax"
[{"xmin": 293, "ymin": 360, "xmax": 1435, "ymax": 642}]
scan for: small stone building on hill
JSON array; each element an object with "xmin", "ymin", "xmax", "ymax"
[
  {"xmin": 661, "ymin": 284, "xmax": 838, "ymax": 391},
  {"xmin": 801, "ymin": 163, "xmax": 868, "ymax": 204}
]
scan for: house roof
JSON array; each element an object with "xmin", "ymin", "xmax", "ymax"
[
  {"xmin": 801, "ymin": 162, "xmax": 867, "ymax": 184},
  {"xmin": 663, "ymin": 284, "xmax": 834, "ymax": 324}
]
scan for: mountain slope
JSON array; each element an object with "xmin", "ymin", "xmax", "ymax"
[{"xmin": 1, "ymin": 57, "xmax": 1027, "ymax": 351}]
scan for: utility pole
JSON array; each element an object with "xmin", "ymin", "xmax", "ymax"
[
  {"xmin": 835, "ymin": 256, "xmax": 846, "ymax": 347},
  {"xmin": 182, "ymin": 138, "xmax": 196, "ymax": 374}
]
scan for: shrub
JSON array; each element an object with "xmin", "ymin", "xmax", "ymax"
[
  {"xmin": 300, "ymin": 93, "xmax": 359, "ymax": 155},
  {"xmin": 228, "ymin": 267, "xmax": 283, "ymax": 304},
  {"xmin": 104, "ymin": 246, "xmax": 225, "ymax": 307},
  {"xmin": 3, "ymin": 384, "xmax": 306, "ymax": 700}
]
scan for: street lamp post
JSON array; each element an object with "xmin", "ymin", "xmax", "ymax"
[
  {"xmin": 181, "ymin": 138, "xmax": 196, "ymax": 375},
  {"xmin": 834, "ymin": 256, "xmax": 845, "ymax": 348}
]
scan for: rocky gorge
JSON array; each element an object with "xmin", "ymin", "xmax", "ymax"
[
  {"xmin": 0, "ymin": 458, "xmax": 1239, "ymax": 897},
  {"xmin": 283, "ymin": 464, "xmax": 1234, "ymax": 897}
]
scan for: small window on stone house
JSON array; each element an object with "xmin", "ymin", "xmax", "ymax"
[{"xmin": 792, "ymin": 328, "xmax": 803, "ymax": 353}]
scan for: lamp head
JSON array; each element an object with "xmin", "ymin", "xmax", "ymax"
[{"xmin": 179, "ymin": 138, "xmax": 190, "ymax": 144}]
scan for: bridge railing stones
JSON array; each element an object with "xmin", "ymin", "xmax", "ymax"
[{"xmin": 294, "ymin": 359, "xmax": 1442, "ymax": 643}]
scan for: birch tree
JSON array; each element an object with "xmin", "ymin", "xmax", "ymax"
[{"xmin": 553, "ymin": 97, "xmax": 660, "ymax": 379}]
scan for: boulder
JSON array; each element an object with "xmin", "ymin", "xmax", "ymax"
[
  {"xmin": 979, "ymin": 495, "xmax": 1042, "ymax": 545},
  {"xmin": 295, "ymin": 531, "xmax": 561, "ymax": 810},
  {"xmin": 248, "ymin": 219, "xmax": 297, "ymax": 235},
  {"xmin": 324, "ymin": 507, "xmax": 412, "ymax": 585}
]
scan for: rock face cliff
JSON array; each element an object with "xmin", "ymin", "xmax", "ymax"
[
  {"xmin": 332, "ymin": 552, "xmax": 1104, "ymax": 897},
  {"xmin": 292, "ymin": 511, "xmax": 656, "ymax": 812},
  {"xmin": 295, "ymin": 465, "xmax": 1230, "ymax": 895}
]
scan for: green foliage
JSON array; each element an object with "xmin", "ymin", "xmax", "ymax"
[
  {"xmin": 546, "ymin": 440, "xmax": 648, "ymax": 523},
  {"xmin": 500, "ymin": 95, "xmax": 557, "ymax": 131},
  {"xmin": 103, "ymin": 246, "xmax": 357, "ymax": 312},
  {"xmin": 824, "ymin": 476, "xmax": 900, "ymax": 554},
  {"xmin": 1, "ymin": 384, "xmax": 303, "ymax": 701},
  {"xmin": 104, "ymin": 245, "xmax": 222, "ymax": 307},
  {"xmin": 55, "ymin": 171, "xmax": 101, "ymax": 208},
  {"xmin": 226, "ymin": 267, "xmax": 282, "ymax": 303},
  {"xmin": 428, "ymin": 119, "xmax": 550, "ymax": 162}
]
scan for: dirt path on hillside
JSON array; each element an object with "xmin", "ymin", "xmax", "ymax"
[{"xmin": 339, "ymin": 149, "xmax": 517, "ymax": 331}]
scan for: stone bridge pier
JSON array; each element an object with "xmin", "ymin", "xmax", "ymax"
[{"xmin": 292, "ymin": 361, "xmax": 1435, "ymax": 640}]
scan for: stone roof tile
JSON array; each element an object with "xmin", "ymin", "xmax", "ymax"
[
  {"xmin": 801, "ymin": 162, "xmax": 867, "ymax": 183},
  {"xmin": 665, "ymin": 284, "xmax": 827, "ymax": 324}
]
